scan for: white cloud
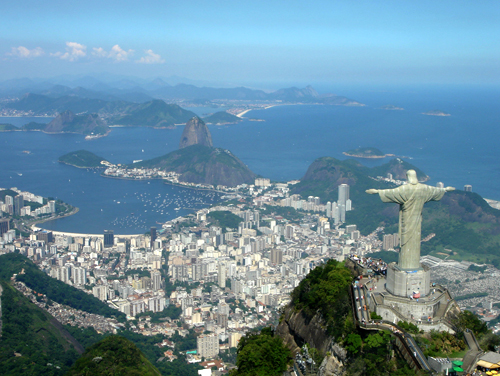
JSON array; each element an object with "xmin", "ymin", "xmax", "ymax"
[
  {"xmin": 108, "ymin": 45, "xmax": 134, "ymax": 61},
  {"xmin": 51, "ymin": 42, "xmax": 86, "ymax": 61},
  {"xmin": 6, "ymin": 46, "xmax": 44, "ymax": 58},
  {"xmin": 92, "ymin": 45, "xmax": 134, "ymax": 62},
  {"xmin": 91, "ymin": 47, "xmax": 108, "ymax": 58},
  {"xmin": 136, "ymin": 49, "xmax": 165, "ymax": 64}
]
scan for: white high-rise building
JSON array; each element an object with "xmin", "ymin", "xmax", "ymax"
[
  {"xmin": 151, "ymin": 271, "xmax": 162, "ymax": 291},
  {"xmin": 338, "ymin": 184, "xmax": 350, "ymax": 206},
  {"xmin": 218, "ymin": 262, "xmax": 227, "ymax": 288},
  {"xmin": 197, "ymin": 333, "xmax": 219, "ymax": 359},
  {"xmin": 73, "ymin": 267, "xmax": 87, "ymax": 285}
]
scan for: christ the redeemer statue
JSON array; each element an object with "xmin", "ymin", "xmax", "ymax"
[{"xmin": 366, "ymin": 170, "xmax": 454, "ymax": 270}]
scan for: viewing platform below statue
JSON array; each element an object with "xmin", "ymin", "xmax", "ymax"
[{"xmin": 363, "ymin": 274, "xmax": 459, "ymax": 333}]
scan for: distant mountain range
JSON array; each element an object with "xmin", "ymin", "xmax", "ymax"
[{"xmin": 0, "ymin": 75, "xmax": 363, "ymax": 117}]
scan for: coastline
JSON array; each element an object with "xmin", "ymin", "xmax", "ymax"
[
  {"xmin": 59, "ymin": 161, "xmax": 105, "ymax": 169},
  {"xmin": 343, "ymin": 152, "xmax": 387, "ymax": 159},
  {"xmin": 343, "ymin": 152, "xmax": 412, "ymax": 160},
  {"xmin": 31, "ymin": 206, "xmax": 80, "ymax": 229},
  {"xmin": 236, "ymin": 109, "xmax": 252, "ymax": 117},
  {"xmin": 31, "ymin": 226, "xmax": 142, "ymax": 238}
]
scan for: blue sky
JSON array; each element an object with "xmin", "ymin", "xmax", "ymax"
[{"xmin": 1, "ymin": 0, "xmax": 498, "ymax": 87}]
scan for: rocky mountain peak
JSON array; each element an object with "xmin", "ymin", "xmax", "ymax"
[{"xmin": 179, "ymin": 116, "xmax": 213, "ymax": 149}]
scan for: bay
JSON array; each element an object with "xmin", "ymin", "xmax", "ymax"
[{"xmin": 1, "ymin": 84, "xmax": 498, "ymax": 234}]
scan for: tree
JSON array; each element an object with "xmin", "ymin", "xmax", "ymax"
[
  {"xmin": 233, "ymin": 328, "xmax": 291, "ymax": 376},
  {"xmin": 454, "ymin": 310, "xmax": 488, "ymax": 336},
  {"xmin": 346, "ymin": 333, "xmax": 363, "ymax": 354}
]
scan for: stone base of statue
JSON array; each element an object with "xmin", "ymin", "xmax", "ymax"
[
  {"xmin": 386, "ymin": 262, "xmax": 431, "ymax": 298},
  {"xmin": 364, "ymin": 262, "xmax": 460, "ymax": 333}
]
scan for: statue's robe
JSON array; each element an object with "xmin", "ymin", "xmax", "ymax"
[{"xmin": 378, "ymin": 184, "xmax": 446, "ymax": 270}]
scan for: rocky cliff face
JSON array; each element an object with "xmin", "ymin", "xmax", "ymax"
[
  {"xmin": 179, "ymin": 117, "xmax": 213, "ymax": 149},
  {"xmin": 276, "ymin": 305, "xmax": 347, "ymax": 376}
]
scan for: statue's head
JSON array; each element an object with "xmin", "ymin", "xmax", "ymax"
[{"xmin": 406, "ymin": 170, "xmax": 418, "ymax": 185}]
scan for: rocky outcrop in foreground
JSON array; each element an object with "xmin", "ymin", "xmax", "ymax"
[{"xmin": 276, "ymin": 305, "xmax": 347, "ymax": 376}]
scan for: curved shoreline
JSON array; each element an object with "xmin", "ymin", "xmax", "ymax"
[
  {"xmin": 343, "ymin": 152, "xmax": 396, "ymax": 159},
  {"xmin": 31, "ymin": 206, "xmax": 80, "ymax": 229}
]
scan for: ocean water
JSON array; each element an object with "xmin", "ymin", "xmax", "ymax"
[{"xmin": 0, "ymin": 84, "xmax": 498, "ymax": 234}]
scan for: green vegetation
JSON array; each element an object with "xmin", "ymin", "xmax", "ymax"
[
  {"xmin": 0, "ymin": 123, "xmax": 17, "ymax": 131},
  {"xmin": 231, "ymin": 327, "xmax": 292, "ymax": 376},
  {"xmin": 133, "ymin": 144, "xmax": 256, "ymax": 187},
  {"xmin": 66, "ymin": 335, "xmax": 161, "ymax": 376},
  {"xmin": 203, "ymin": 111, "xmax": 242, "ymax": 124},
  {"xmin": 64, "ymin": 326, "xmax": 202, "ymax": 375},
  {"xmin": 110, "ymin": 100, "xmax": 197, "ymax": 127},
  {"xmin": 136, "ymin": 305, "xmax": 182, "ymax": 321},
  {"xmin": 294, "ymin": 156, "xmax": 500, "ymax": 263},
  {"xmin": 0, "ymin": 253, "xmax": 125, "ymax": 320},
  {"xmin": 0, "ymin": 189, "xmax": 19, "ymax": 201},
  {"xmin": 454, "ymin": 292, "xmax": 488, "ymax": 301},
  {"xmin": 452, "ymin": 310, "xmax": 489, "ymax": 336},
  {"xmin": 420, "ymin": 191, "xmax": 500, "ymax": 264},
  {"xmin": 468, "ymin": 264, "xmax": 487, "ymax": 273},
  {"xmin": 346, "ymin": 331, "xmax": 417, "ymax": 376},
  {"xmin": 124, "ymin": 268, "xmax": 151, "ymax": 278},
  {"xmin": 416, "ymin": 331, "xmax": 466, "ymax": 358},
  {"xmin": 0, "ymin": 281, "xmax": 81, "ymax": 375},
  {"xmin": 45, "ymin": 111, "xmax": 109, "ymax": 135},
  {"xmin": 207, "ymin": 210, "xmax": 243, "ymax": 230},
  {"xmin": 291, "ymin": 259, "xmax": 353, "ymax": 337},
  {"xmin": 259, "ymin": 204, "xmax": 304, "ymax": 222},
  {"xmin": 21, "ymin": 121, "xmax": 47, "ymax": 131},
  {"xmin": 397, "ymin": 321, "xmax": 420, "ymax": 335},
  {"xmin": 366, "ymin": 251, "xmax": 399, "ymax": 264},
  {"xmin": 344, "ymin": 147, "xmax": 385, "ymax": 158},
  {"xmin": 58, "ymin": 149, "xmax": 108, "ymax": 168}
]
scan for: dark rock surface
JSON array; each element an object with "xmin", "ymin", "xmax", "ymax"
[{"xmin": 179, "ymin": 116, "xmax": 213, "ymax": 149}]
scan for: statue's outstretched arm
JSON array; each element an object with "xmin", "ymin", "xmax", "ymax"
[
  {"xmin": 366, "ymin": 189, "xmax": 379, "ymax": 194},
  {"xmin": 445, "ymin": 187, "xmax": 455, "ymax": 192}
]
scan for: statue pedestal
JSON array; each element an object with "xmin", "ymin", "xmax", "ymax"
[{"xmin": 386, "ymin": 262, "xmax": 430, "ymax": 298}]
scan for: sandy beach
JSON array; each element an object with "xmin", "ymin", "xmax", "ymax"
[
  {"xmin": 236, "ymin": 109, "xmax": 252, "ymax": 117},
  {"xmin": 32, "ymin": 226, "xmax": 142, "ymax": 238}
]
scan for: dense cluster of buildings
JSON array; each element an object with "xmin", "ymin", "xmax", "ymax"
[
  {"xmin": 1, "ymin": 177, "xmax": 499, "ymax": 365},
  {"xmin": 103, "ymin": 166, "xmax": 180, "ymax": 182},
  {"xmin": 0, "ymin": 187, "xmax": 56, "ymax": 218},
  {"xmin": 279, "ymin": 183, "xmax": 352, "ymax": 223}
]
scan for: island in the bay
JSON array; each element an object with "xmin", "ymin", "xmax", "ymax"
[
  {"xmin": 422, "ymin": 109, "xmax": 451, "ymax": 116},
  {"xmin": 58, "ymin": 150, "xmax": 109, "ymax": 168},
  {"xmin": 202, "ymin": 111, "xmax": 242, "ymax": 125},
  {"xmin": 380, "ymin": 104, "xmax": 404, "ymax": 110},
  {"xmin": 343, "ymin": 147, "xmax": 395, "ymax": 159}
]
